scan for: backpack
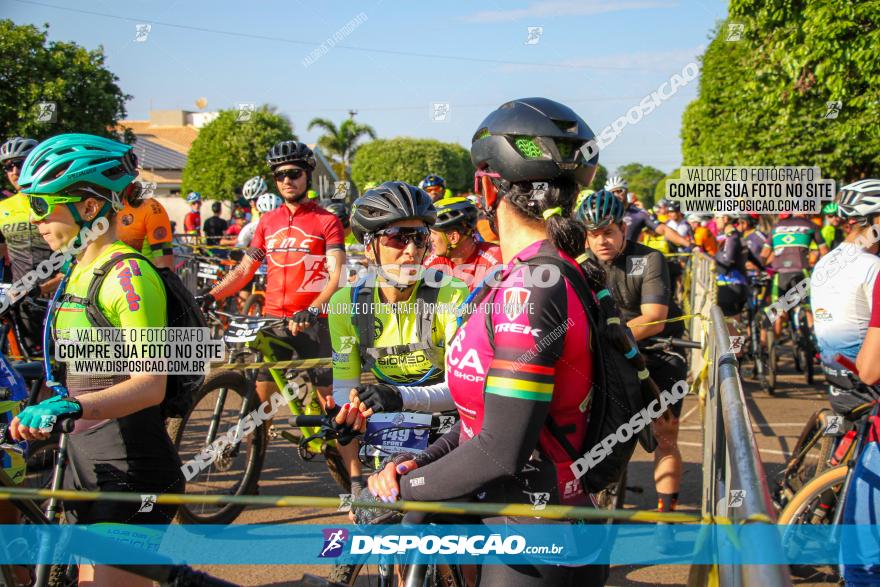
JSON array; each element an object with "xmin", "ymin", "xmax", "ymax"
[
  {"xmin": 480, "ymin": 255, "xmax": 659, "ymax": 493},
  {"xmin": 351, "ymin": 268, "xmax": 444, "ymax": 386},
  {"xmin": 74, "ymin": 252, "xmax": 207, "ymax": 418}
]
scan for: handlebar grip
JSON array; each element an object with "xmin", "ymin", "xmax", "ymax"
[
  {"xmin": 290, "ymin": 414, "xmax": 328, "ymax": 428},
  {"xmin": 60, "ymin": 417, "xmax": 76, "ymax": 433},
  {"xmin": 671, "ymin": 338, "xmax": 702, "ymax": 349}
]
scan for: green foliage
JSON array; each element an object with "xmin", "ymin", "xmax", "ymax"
[
  {"xmin": 307, "ymin": 117, "xmax": 377, "ymax": 180},
  {"xmin": 0, "ymin": 20, "xmax": 131, "ymax": 142},
  {"xmin": 616, "ymin": 163, "xmax": 666, "ymax": 208},
  {"xmin": 682, "ymin": 2, "xmax": 880, "ymax": 180},
  {"xmin": 654, "ymin": 168, "xmax": 681, "ymax": 201},
  {"xmin": 182, "ymin": 106, "xmax": 294, "ymax": 199},
  {"xmin": 590, "ymin": 164, "xmax": 608, "ymax": 192},
  {"xmin": 350, "ymin": 138, "xmax": 474, "ymax": 193}
]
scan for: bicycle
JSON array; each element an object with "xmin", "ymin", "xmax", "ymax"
[
  {"xmin": 767, "ymin": 299, "xmax": 817, "ymax": 387},
  {"xmin": 167, "ymin": 310, "xmax": 349, "ymax": 524},
  {"xmin": 741, "ymin": 272, "xmax": 774, "ymax": 393}
]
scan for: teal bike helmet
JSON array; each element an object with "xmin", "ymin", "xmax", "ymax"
[
  {"xmin": 19, "ymin": 133, "xmax": 137, "ymax": 201},
  {"xmin": 577, "ymin": 189, "xmax": 625, "ymax": 230}
]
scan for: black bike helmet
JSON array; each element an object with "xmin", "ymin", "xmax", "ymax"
[
  {"xmin": 266, "ymin": 140, "xmax": 316, "ymax": 170},
  {"xmin": 470, "ymin": 97, "xmax": 598, "ymax": 187},
  {"xmin": 0, "ymin": 137, "xmax": 38, "ymax": 163},
  {"xmin": 323, "ymin": 200, "xmax": 351, "ymax": 229},
  {"xmin": 434, "ymin": 197, "xmax": 478, "ymax": 231},
  {"xmin": 576, "ymin": 189, "xmax": 625, "ymax": 230},
  {"xmin": 350, "ymin": 181, "xmax": 436, "ymax": 244}
]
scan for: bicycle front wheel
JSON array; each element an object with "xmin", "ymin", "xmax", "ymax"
[{"xmin": 167, "ymin": 371, "xmax": 267, "ymax": 524}]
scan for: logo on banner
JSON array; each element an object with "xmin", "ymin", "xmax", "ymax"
[
  {"xmin": 319, "ymin": 528, "xmax": 349, "ymax": 558},
  {"xmin": 503, "ymin": 287, "xmax": 531, "ymax": 320}
]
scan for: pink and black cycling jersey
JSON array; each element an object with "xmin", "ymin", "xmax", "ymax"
[{"xmin": 399, "ymin": 240, "xmax": 594, "ymax": 506}]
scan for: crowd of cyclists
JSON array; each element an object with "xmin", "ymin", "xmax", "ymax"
[{"xmin": 0, "ymin": 95, "xmax": 878, "ymax": 586}]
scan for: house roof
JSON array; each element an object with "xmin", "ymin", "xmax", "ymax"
[
  {"xmin": 121, "ymin": 120, "xmax": 199, "ymax": 152},
  {"xmin": 132, "ymin": 136, "xmax": 189, "ymax": 170}
]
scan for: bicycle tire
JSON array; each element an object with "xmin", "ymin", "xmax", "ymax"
[
  {"xmin": 766, "ymin": 328, "xmax": 777, "ymax": 394},
  {"xmin": 242, "ymin": 293, "xmax": 264, "ymax": 317},
  {"xmin": 324, "ymin": 445, "xmax": 352, "ymax": 493},
  {"xmin": 46, "ymin": 563, "xmax": 76, "ymax": 587},
  {"xmin": 167, "ymin": 371, "xmax": 267, "ymax": 524},
  {"xmin": 0, "ymin": 565, "xmax": 16, "ymax": 587},
  {"xmin": 778, "ymin": 465, "xmax": 846, "ymax": 525}
]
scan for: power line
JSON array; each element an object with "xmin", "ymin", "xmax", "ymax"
[{"xmin": 15, "ymin": 0, "xmax": 665, "ymax": 72}]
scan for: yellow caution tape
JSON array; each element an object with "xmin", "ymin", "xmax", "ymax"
[{"xmin": 210, "ymin": 357, "xmax": 331, "ymax": 371}]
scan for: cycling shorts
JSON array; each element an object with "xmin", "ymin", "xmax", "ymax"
[
  {"xmin": 256, "ymin": 317, "xmax": 332, "ymax": 386},
  {"xmin": 63, "ymin": 412, "xmax": 184, "ymax": 525},
  {"xmin": 644, "ymin": 350, "xmax": 688, "ymax": 418},
  {"xmin": 771, "ymin": 270, "xmax": 810, "ymax": 305}
]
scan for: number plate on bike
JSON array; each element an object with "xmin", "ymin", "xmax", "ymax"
[
  {"xmin": 225, "ymin": 318, "xmax": 262, "ymax": 343},
  {"xmin": 364, "ymin": 412, "xmax": 432, "ymax": 456},
  {"xmin": 198, "ymin": 263, "xmax": 222, "ymax": 280}
]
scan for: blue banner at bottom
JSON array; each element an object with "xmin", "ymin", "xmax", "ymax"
[{"xmin": 0, "ymin": 524, "xmax": 878, "ymax": 567}]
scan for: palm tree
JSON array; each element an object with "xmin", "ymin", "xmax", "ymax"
[{"xmin": 307, "ymin": 117, "xmax": 377, "ymax": 180}]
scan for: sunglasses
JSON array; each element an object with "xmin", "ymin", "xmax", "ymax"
[
  {"xmin": 273, "ymin": 168, "xmax": 306, "ymax": 182},
  {"xmin": 375, "ymin": 227, "xmax": 430, "ymax": 250},
  {"xmin": 3, "ymin": 160, "xmax": 23, "ymax": 173},
  {"xmin": 29, "ymin": 194, "xmax": 83, "ymax": 220},
  {"xmin": 473, "ymin": 170, "xmax": 502, "ymax": 212}
]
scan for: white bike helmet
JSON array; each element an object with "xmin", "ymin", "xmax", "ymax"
[
  {"xmin": 256, "ymin": 192, "xmax": 282, "ymax": 213},
  {"xmin": 242, "ymin": 176, "xmax": 268, "ymax": 200},
  {"xmin": 605, "ymin": 175, "xmax": 628, "ymax": 192},
  {"xmin": 837, "ymin": 179, "xmax": 880, "ymax": 222}
]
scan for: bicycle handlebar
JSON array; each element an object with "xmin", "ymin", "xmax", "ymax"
[
  {"xmin": 642, "ymin": 336, "xmax": 703, "ymax": 350},
  {"xmin": 0, "ymin": 414, "xmax": 75, "ymax": 444}
]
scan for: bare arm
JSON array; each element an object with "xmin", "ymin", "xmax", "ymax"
[
  {"xmin": 152, "ymin": 254, "xmax": 174, "ymax": 270},
  {"xmin": 76, "ymin": 373, "xmax": 167, "ymax": 420},
  {"xmin": 209, "ymin": 249, "xmax": 263, "ymax": 301},
  {"xmin": 627, "ymin": 303, "xmax": 669, "ymax": 341},
  {"xmin": 658, "ymin": 224, "xmax": 691, "ymax": 248},
  {"xmin": 315, "ymin": 249, "xmax": 346, "ymax": 310},
  {"xmin": 856, "ymin": 327, "xmax": 880, "ymax": 386}
]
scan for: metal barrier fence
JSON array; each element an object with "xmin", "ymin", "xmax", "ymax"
[{"xmin": 684, "ymin": 255, "xmax": 792, "ymax": 587}]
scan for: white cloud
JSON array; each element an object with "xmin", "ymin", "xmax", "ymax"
[{"xmin": 464, "ymin": 0, "xmax": 677, "ymax": 23}]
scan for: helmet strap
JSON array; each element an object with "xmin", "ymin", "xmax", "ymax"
[{"xmin": 66, "ymin": 200, "xmax": 111, "ymax": 249}]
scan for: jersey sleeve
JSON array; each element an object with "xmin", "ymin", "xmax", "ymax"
[
  {"xmin": 143, "ymin": 200, "xmax": 173, "ymax": 254},
  {"xmin": 324, "ymin": 215, "xmax": 345, "ymax": 251},
  {"xmin": 98, "ymin": 255, "xmax": 167, "ymax": 329},
  {"xmin": 183, "ymin": 212, "xmax": 200, "ymax": 233},
  {"xmin": 871, "ymin": 270, "xmax": 880, "ymax": 329},
  {"xmin": 641, "ymin": 250, "xmax": 670, "ymax": 305}
]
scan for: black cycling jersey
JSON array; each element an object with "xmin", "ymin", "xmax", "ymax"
[
  {"xmin": 715, "ymin": 227, "xmax": 749, "ymax": 277},
  {"xmin": 203, "ymin": 215, "xmax": 229, "ymax": 245},
  {"xmin": 587, "ymin": 241, "xmax": 684, "ymax": 338}
]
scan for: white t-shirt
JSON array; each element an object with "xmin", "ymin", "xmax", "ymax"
[
  {"xmin": 237, "ymin": 220, "xmax": 259, "ymax": 247},
  {"xmin": 811, "ymin": 242, "xmax": 880, "ymax": 364}
]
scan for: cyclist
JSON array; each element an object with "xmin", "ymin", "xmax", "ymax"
[
  {"xmin": 219, "ymin": 208, "xmax": 247, "ymax": 247},
  {"xmin": 183, "ymin": 191, "xmax": 202, "ymax": 238},
  {"xmin": 205, "ymin": 140, "xmax": 345, "ymax": 421},
  {"xmin": 329, "ymin": 181, "xmax": 468, "ymax": 500},
  {"xmin": 423, "ymin": 196, "xmax": 502, "ymax": 290},
  {"xmin": 812, "ymin": 180, "xmax": 880, "ymax": 412},
  {"xmin": 821, "ymin": 202, "xmax": 846, "ymax": 250},
  {"xmin": 762, "ymin": 213, "xmax": 829, "ymax": 337},
  {"xmin": 115, "ymin": 190, "xmax": 175, "ymax": 268},
  {"xmin": 202, "ymin": 201, "xmax": 228, "ymax": 246},
  {"xmin": 606, "ymin": 176, "xmax": 690, "ymax": 248},
  {"xmin": 579, "ymin": 189, "xmax": 687, "ymax": 524},
  {"xmin": 714, "ymin": 213, "xmax": 750, "ymax": 316},
  {"xmin": 736, "ymin": 213, "xmax": 767, "ymax": 271},
  {"xmin": 9, "ymin": 133, "xmax": 183, "ymax": 587},
  {"xmin": 367, "ymin": 97, "xmax": 607, "ymax": 586},
  {"xmin": 238, "ymin": 193, "xmax": 281, "ymax": 248},
  {"xmin": 0, "ymin": 136, "xmax": 63, "ymax": 353},
  {"xmin": 420, "ymin": 174, "xmax": 446, "ymax": 202},
  {"xmin": 687, "ymin": 213, "xmax": 718, "ymax": 255}
]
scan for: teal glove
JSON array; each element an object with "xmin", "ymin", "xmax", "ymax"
[{"xmin": 17, "ymin": 396, "xmax": 82, "ymax": 432}]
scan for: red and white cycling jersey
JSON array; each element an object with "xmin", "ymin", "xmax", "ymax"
[
  {"xmin": 250, "ymin": 201, "xmax": 344, "ymax": 317},
  {"xmin": 424, "ymin": 241, "xmax": 502, "ymax": 290}
]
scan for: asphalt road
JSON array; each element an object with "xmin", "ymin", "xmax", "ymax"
[{"xmin": 192, "ymin": 348, "xmax": 838, "ymax": 587}]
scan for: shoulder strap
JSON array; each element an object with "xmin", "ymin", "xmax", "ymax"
[
  {"xmin": 84, "ymin": 252, "xmax": 153, "ymax": 329},
  {"xmin": 352, "ymin": 283, "xmax": 375, "ymax": 372}
]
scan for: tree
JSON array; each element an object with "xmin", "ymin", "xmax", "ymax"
[
  {"xmin": 182, "ymin": 106, "xmax": 294, "ymax": 199},
  {"xmin": 654, "ymin": 168, "xmax": 681, "ymax": 202},
  {"xmin": 590, "ymin": 164, "xmax": 608, "ymax": 192},
  {"xmin": 307, "ymin": 117, "xmax": 376, "ymax": 180},
  {"xmin": 682, "ymin": 2, "xmax": 880, "ymax": 180},
  {"xmin": 0, "ymin": 20, "xmax": 131, "ymax": 141},
  {"xmin": 616, "ymin": 163, "xmax": 666, "ymax": 208},
  {"xmin": 351, "ymin": 138, "xmax": 474, "ymax": 193}
]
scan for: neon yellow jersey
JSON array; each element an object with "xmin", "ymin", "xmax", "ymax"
[
  {"xmin": 54, "ymin": 242, "xmax": 167, "ymax": 333},
  {"xmin": 328, "ymin": 277, "xmax": 468, "ymax": 384},
  {"xmin": 643, "ymin": 233, "xmax": 670, "ymax": 254}
]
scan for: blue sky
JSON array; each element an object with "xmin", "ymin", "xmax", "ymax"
[{"xmin": 5, "ymin": 0, "xmax": 729, "ymax": 174}]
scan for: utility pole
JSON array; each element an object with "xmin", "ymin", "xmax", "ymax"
[{"xmin": 348, "ymin": 109, "xmax": 357, "ymax": 120}]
